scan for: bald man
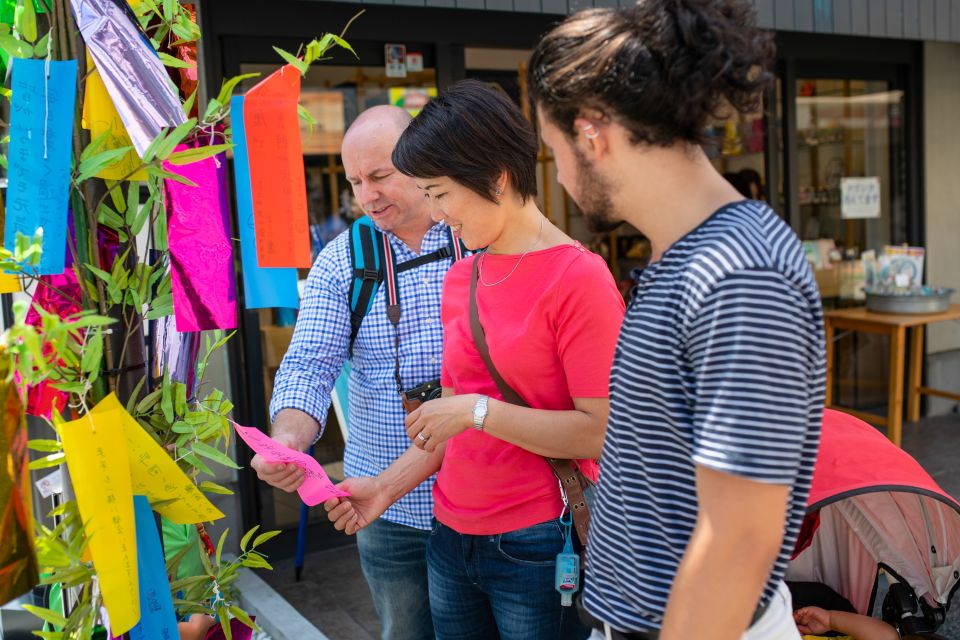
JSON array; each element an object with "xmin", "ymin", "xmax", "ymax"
[{"xmin": 254, "ymin": 106, "xmax": 454, "ymax": 640}]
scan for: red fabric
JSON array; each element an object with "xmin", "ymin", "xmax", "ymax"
[
  {"xmin": 435, "ymin": 244, "xmax": 625, "ymax": 535},
  {"xmin": 809, "ymin": 409, "xmax": 960, "ymax": 510}
]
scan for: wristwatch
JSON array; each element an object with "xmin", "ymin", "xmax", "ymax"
[{"xmin": 472, "ymin": 396, "xmax": 489, "ymax": 431}]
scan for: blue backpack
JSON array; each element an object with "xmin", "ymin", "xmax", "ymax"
[{"xmin": 346, "ymin": 216, "xmax": 466, "ymax": 355}]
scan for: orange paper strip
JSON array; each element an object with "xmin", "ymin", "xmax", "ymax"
[{"xmin": 243, "ymin": 65, "xmax": 311, "ymax": 268}]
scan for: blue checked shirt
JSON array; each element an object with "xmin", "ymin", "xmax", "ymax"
[{"xmin": 270, "ymin": 222, "xmax": 454, "ymax": 530}]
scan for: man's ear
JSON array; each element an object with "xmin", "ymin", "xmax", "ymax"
[{"xmin": 573, "ymin": 116, "xmax": 608, "ymax": 160}]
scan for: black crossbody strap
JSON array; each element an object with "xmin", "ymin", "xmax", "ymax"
[{"xmin": 467, "ymin": 258, "xmax": 590, "ymax": 547}]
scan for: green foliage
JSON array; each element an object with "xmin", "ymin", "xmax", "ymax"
[{"xmin": 1, "ymin": 2, "xmax": 359, "ymax": 634}]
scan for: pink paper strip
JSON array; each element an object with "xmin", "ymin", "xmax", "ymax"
[
  {"xmin": 233, "ymin": 424, "xmax": 349, "ymax": 506},
  {"xmin": 163, "ymin": 144, "xmax": 237, "ymax": 332}
]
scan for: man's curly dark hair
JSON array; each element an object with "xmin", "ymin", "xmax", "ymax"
[{"xmin": 528, "ymin": 0, "xmax": 775, "ymax": 147}]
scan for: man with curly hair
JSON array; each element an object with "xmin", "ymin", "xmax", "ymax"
[{"xmin": 529, "ymin": 1, "xmax": 825, "ymax": 639}]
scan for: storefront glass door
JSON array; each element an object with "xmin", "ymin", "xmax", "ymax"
[{"xmin": 794, "ymin": 78, "xmax": 908, "ymax": 254}]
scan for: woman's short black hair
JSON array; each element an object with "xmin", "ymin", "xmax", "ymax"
[
  {"xmin": 528, "ymin": 0, "xmax": 775, "ymax": 147},
  {"xmin": 392, "ymin": 80, "xmax": 538, "ymax": 204}
]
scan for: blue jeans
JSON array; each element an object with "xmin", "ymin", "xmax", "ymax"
[
  {"xmin": 427, "ymin": 518, "xmax": 590, "ymax": 640},
  {"xmin": 356, "ymin": 518, "xmax": 434, "ymax": 640}
]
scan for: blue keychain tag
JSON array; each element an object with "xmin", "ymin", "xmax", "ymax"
[{"xmin": 555, "ymin": 511, "xmax": 580, "ymax": 607}]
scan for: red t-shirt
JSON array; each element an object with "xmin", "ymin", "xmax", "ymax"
[{"xmin": 435, "ymin": 243, "xmax": 626, "ymax": 534}]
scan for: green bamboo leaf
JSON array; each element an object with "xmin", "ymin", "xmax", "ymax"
[
  {"xmin": 174, "ymin": 381, "xmax": 187, "ymax": 415},
  {"xmin": 191, "ymin": 440, "xmax": 239, "ymax": 469},
  {"xmin": 125, "ymin": 182, "xmax": 141, "ymax": 226},
  {"xmin": 182, "ymin": 88, "xmax": 197, "ymax": 119},
  {"xmin": 33, "ymin": 31, "xmax": 48, "ymax": 57},
  {"xmin": 271, "ymin": 46, "xmax": 308, "ymax": 75},
  {"xmin": 22, "ymin": 604, "xmax": 67, "ymax": 628},
  {"xmin": 166, "ymin": 143, "xmax": 232, "ymax": 166},
  {"xmin": 28, "ymin": 452, "xmax": 65, "ymax": 469},
  {"xmin": 76, "ymin": 148, "xmax": 134, "ymax": 184},
  {"xmin": 158, "ymin": 51, "xmax": 194, "ymax": 69},
  {"xmin": 252, "ymin": 530, "xmax": 281, "ymax": 549},
  {"xmin": 328, "ymin": 34, "xmax": 357, "ymax": 59},
  {"xmin": 145, "ymin": 165, "xmax": 198, "ymax": 188},
  {"xmin": 17, "ymin": 0, "xmax": 37, "ymax": 43},
  {"xmin": 215, "ymin": 73, "xmax": 260, "ymax": 106},
  {"xmin": 161, "ymin": 371, "xmax": 174, "ymax": 423},
  {"xmin": 80, "ymin": 330, "xmax": 103, "ymax": 375},
  {"xmin": 199, "ymin": 480, "xmax": 234, "ymax": 496},
  {"xmin": 217, "ymin": 605, "xmax": 233, "ymax": 640},
  {"xmin": 79, "ymin": 129, "xmax": 111, "ymax": 164},
  {"xmin": 240, "ymin": 552, "xmax": 272, "ymax": 570},
  {"xmin": 239, "ymin": 525, "xmax": 259, "ymax": 552},
  {"xmin": 125, "ymin": 376, "xmax": 148, "ymax": 414},
  {"xmin": 202, "ymin": 97, "xmax": 222, "ymax": 121},
  {"xmin": 0, "ymin": 33, "xmax": 33, "ymax": 58},
  {"xmin": 27, "ymin": 439, "xmax": 62, "ymax": 452},
  {"xmin": 67, "ymin": 314, "xmax": 115, "ymax": 328},
  {"xmin": 135, "ymin": 387, "xmax": 162, "ymax": 414},
  {"xmin": 215, "ymin": 528, "xmax": 229, "ymax": 564},
  {"xmin": 228, "ymin": 605, "xmax": 256, "ymax": 630},
  {"xmin": 152, "ymin": 117, "xmax": 197, "ymax": 161},
  {"xmin": 84, "ymin": 263, "xmax": 115, "ymax": 288}
]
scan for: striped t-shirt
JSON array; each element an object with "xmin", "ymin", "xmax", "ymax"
[{"xmin": 584, "ymin": 200, "xmax": 825, "ymax": 632}]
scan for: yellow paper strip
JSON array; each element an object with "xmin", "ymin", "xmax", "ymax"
[
  {"xmin": 0, "ymin": 273, "xmax": 21, "ymax": 293},
  {"xmin": 81, "ymin": 54, "xmax": 148, "ymax": 181},
  {"xmin": 59, "ymin": 408, "xmax": 139, "ymax": 634},
  {"xmin": 93, "ymin": 394, "xmax": 224, "ymax": 524}
]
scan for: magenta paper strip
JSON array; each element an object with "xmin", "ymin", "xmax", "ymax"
[
  {"xmin": 233, "ymin": 423, "xmax": 350, "ymax": 506},
  {"xmin": 163, "ymin": 145, "xmax": 237, "ymax": 332}
]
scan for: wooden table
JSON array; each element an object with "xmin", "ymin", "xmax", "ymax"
[{"xmin": 825, "ymin": 304, "xmax": 960, "ymax": 447}]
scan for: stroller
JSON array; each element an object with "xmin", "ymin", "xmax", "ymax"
[{"xmin": 787, "ymin": 409, "xmax": 960, "ymax": 639}]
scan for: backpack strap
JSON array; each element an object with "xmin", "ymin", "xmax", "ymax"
[{"xmin": 347, "ymin": 220, "xmax": 469, "ymax": 357}]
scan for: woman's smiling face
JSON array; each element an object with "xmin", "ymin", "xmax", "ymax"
[{"xmin": 417, "ymin": 176, "xmax": 504, "ymax": 251}]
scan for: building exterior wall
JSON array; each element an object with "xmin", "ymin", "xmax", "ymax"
[
  {"xmin": 299, "ymin": 0, "xmax": 960, "ymax": 42},
  {"xmin": 923, "ymin": 40, "xmax": 960, "ymax": 415}
]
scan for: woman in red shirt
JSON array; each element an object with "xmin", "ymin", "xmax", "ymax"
[{"xmin": 325, "ymin": 80, "xmax": 625, "ymax": 639}]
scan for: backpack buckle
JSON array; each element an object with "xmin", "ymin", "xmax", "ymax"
[{"xmin": 360, "ymin": 268, "xmax": 380, "ymax": 281}]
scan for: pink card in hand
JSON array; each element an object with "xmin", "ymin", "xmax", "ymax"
[{"xmin": 233, "ymin": 424, "xmax": 350, "ymax": 506}]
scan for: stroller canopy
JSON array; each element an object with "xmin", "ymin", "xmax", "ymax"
[{"xmin": 787, "ymin": 409, "xmax": 960, "ymax": 615}]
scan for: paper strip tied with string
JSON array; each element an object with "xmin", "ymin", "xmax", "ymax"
[
  {"xmin": 4, "ymin": 58, "xmax": 76, "ymax": 276},
  {"xmin": 162, "ymin": 138, "xmax": 238, "ymax": 332},
  {"xmin": 69, "ymin": 0, "xmax": 186, "ymax": 157},
  {"xmin": 243, "ymin": 64, "xmax": 312, "ymax": 268}
]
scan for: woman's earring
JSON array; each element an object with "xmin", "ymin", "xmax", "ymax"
[
  {"xmin": 581, "ymin": 124, "xmax": 600, "ymax": 140},
  {"xmin": 495, "ymin": 187, "xmax": 503, "ymax": 197}
]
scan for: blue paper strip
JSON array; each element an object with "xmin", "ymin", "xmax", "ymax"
[
  {"xmin": 5, "ymin": 58, "xmax": 77, "ymax": 275},
  {"xmin": 231, "ymin": 95, "xmax": 299, "ymax": 309},
  {"xmin": 129, "ymin": 495, "xmax": 179, "ymax": 640}
]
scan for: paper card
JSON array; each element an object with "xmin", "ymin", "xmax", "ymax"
[
  {"xmin": 230, "ymin": 96, "xmax": 299, "ymax": 310},
  {"xmin": 841, "ymin": 177, "xmax": 881, "ymax": 220},
  {"xmin": 59, "ymin": 410, "xmax": 140, "ymax": 634},
  {"xmin": 92, "ymin": 394, "xmax": 224, "ymax": 524},
  {"xmin": 233, "ymin": 423, "xmax": 349, "ymax": 506},
  {"xmin": 35, "ymin": 468, "xmax": 63, "ymax": 498},
  {"xmin": 128, "ymin": 496, "xmax": 179, "ymax": 640},
  {"xmin": 0, "ymin": 375, "xmax": 39, "ymax": 607},
  {"xmin": 243, "ymin": 65, "xmax": 311, "ymax": 268},
  {"xmin": 5, "ymin": 58, "xmax": 77, "ymax": 275},
  {"xmin": 162, "ymin": 142, "xmax": 238, "ymax": 331},
  {"xmin": 81, "ymin": 54, "xmax": 149, "ymax": 181}
]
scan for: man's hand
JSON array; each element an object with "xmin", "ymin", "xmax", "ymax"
[
  {"xmin": 251, "ymin": 432, "xmax": 306, "ymax": 492},
  {"xmin": 405, "ymin": 394, "xmax": 477, "ymax": 452},
  {"xmin": 323, "ymin": 477, "xmax": 393, "ymax": 535}
]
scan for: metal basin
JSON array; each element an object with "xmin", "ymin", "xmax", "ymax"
[{"xmin": 865, "ymin": 288, "xmax": 955, "ymax": 314}]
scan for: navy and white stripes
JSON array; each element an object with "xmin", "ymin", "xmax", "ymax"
[{"xmin": 584, "ymin": 201, "xmax": 825, "ymax": 632}]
